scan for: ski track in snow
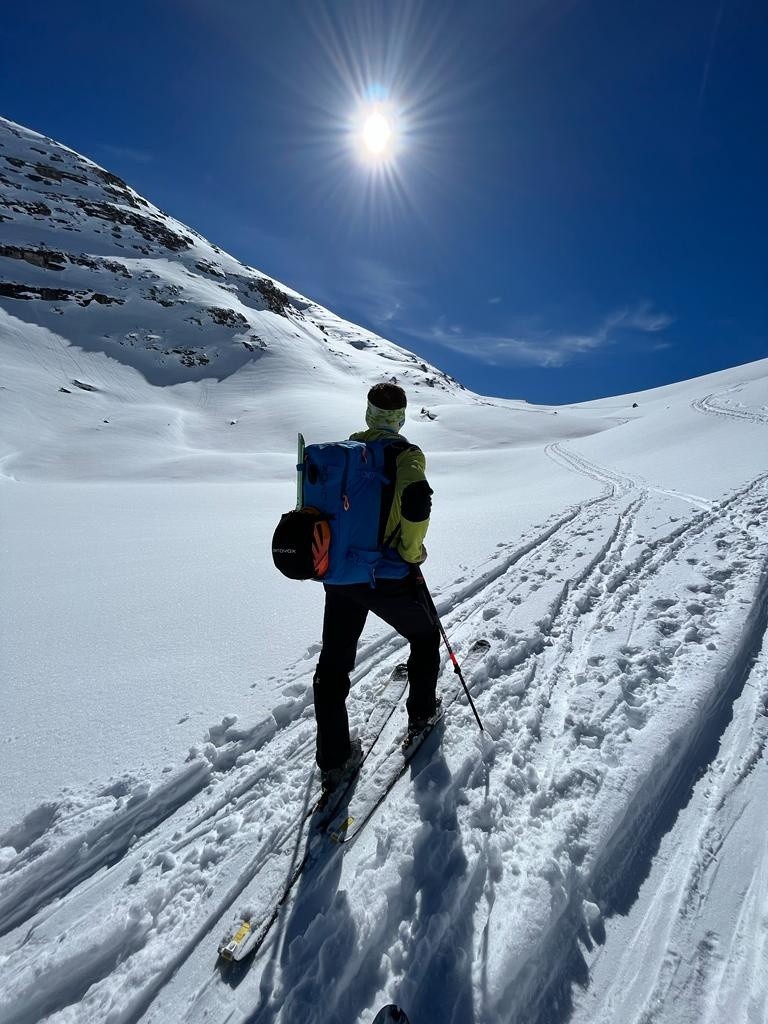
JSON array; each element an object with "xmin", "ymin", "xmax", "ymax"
[
  {"xmin": 1, "ymin": 437, "xmax": 766, "ymax": 1024},
  {"xmin": 0, "ymin": 493, "xmax": 599, "ymax": 1022},
  {"xmin": 692, "ymin": 382, "xmax": 768, "ymax": 427},
  {"xmin": 567, "ymin": 600, "xmax": 768, "ymax": 1024}
]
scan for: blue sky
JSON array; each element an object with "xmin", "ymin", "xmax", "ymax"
[{"xmin": 1, "ymin": 0, "xmax": 766, "ymax": 403}]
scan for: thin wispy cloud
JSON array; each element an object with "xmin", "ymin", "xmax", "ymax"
[
  {"xmin": 275, "ymin": 246, "xmax": 674, "ymax": 375},
  {"xmin": 616, "ymin": 302, "xmax": 673, "ymax": 333},
  {"xmin": 100, "ymin": 144, "xmax": 154, "ymax": 164},
  {"xmin": 338, "ymin": 257, "xmax": 426, "ymax": 328},
  {"xmin": 407, "ymin": 303, "xmax": 674, "ymax": 368},
  {"xmin": 698, "ymin": 0, "xmax": 725, "ymax": 115},
  {"xmin": 351, "ymin": 259, "xmax": 407, "ymax": 324}
]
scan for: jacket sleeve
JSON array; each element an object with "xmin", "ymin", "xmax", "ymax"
[{"xmin": 394, "ymin": 445, "xmax": 433, "ymax": 563}]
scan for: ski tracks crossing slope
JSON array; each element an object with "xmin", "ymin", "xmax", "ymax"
[
  {"xmin": 0, "ymin": 481, "xmax": 622, "ymax": 1024},
  {"xmin": 129, "ymin": 487, "xmax": 633, "ymax": 1024},
  {"xmin": 0, "ymin": 468, "xmax": 623, "ymax": 1024},
  {"xmin": 568, "ymin": 622, "xmax": 768, "ymax": 1024},
  {"xmin": 692, "ymin": 382, "xmax": 768, "ymax": 427},
  {"xmin": 149, "ymin": 448, "xmax": 766, "ymax": 1024},
  {"xmin": 479, "ymin": 444, "xmax": 768, "ymax": 1023},
  {"xmin": 0, "ymin": 441, "xmax": 766, "ymax": 1024}
]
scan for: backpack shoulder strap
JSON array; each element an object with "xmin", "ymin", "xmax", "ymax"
[{"xmin": 373, "ymin": 437, "xmax": 421, "ymax": 548}]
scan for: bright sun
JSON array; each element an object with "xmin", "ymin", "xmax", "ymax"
[
  {"xmin": 356, "ymin": 102, "xmax": 397, "ymax": 164},
  {"xmin": 362, "ymin": 111, "xmax": 392, "ymax": 156}
]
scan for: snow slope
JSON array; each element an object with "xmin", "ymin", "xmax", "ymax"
[{"xmin": 1, "ymin": 117, "xmax": 767, "ymax": 1024}]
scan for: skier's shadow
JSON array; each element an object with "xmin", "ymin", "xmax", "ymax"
[
  {"xmin": 265, "ymin": 724, "xmax": 478, "ymax": 1024},
  {"xmin": 236, "ymin": 725, "xmax": 481, "ymax": 1024},
  {"xmin": 242, "ymin": 774, "xmax": 361, "ymax": 1023},
  {"xmin": 391, "ymin": 724, "xmax": 479, "ymax": 1024}
]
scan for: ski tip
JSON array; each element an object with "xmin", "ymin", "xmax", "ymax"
[{"xmin": 372, "ymin": 1005, "xmax": 411, "ymax": 1024}]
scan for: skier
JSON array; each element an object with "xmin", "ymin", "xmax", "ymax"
[{"xmin": 314, "ymin": 382, "xmax": 440, "ymax": 796}]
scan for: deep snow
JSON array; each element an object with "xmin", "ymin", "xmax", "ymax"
[{"xmin": 1, "ymin": 116, "xmax": 767, "ymax": 1024}]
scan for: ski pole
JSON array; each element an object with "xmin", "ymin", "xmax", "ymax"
[{"xmin": 415, "ymin": 570, "xmax": 484, "ymax": 733}]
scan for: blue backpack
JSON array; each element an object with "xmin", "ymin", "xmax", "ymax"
[{"xmin": 271, "ymin": 437, "xmax": 410, "ymax": 586}]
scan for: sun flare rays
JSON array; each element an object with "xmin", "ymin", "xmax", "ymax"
[{"xmin": 281, "ymin": 3, "xmax": 465, "ymax": 230}]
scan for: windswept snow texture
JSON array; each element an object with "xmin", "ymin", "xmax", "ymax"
[{"xmin": 1, "ymin": 117, "xmax": 768, "ymax": 1024}]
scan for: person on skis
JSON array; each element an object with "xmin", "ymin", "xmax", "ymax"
[{"xmin": 314, "ymin": 382, "xmax": 440, "ymax": 796}]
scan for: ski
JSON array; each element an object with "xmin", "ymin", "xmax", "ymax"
[
  {"xmin": 217, "ymin": 786, "xmax": 346, "ymax": 962},
  {"xmin": 325, "ymin": 711, "xmax": 443, "ymax": 844},
  {"xmin": 218, "ymin": 638, "xmax": 489, "ymax": 962},
  {"xmin": 217, "ymin": 665, "xmax": 410, "ymax": 963}
]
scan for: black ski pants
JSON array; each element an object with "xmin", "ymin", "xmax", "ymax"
[{"xmin": 313, "ymin": 576, "xmax": 441, "ymax": 771}]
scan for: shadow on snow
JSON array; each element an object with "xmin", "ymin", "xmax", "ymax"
[{"xmin": 233, "ymin": 723, "xmax": 485, "ymax": 1024}]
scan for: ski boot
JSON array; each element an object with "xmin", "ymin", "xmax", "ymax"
[
  {"xmin": 402, "ymin": 697, "xmax": 443, "ymax": 752},
  {"xmin": 317, "ymin": 737, "xmax": 363, "ymax": 810}
]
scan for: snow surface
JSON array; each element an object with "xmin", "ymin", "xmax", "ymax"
[{"xmin": 1, "ymin": 116, "xmax": 767, "ymax": 1024}]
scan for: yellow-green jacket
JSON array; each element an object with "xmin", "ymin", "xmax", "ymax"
[{"xmin": 348, "ymin": 427, "xmax": 432, "ymax": 564}]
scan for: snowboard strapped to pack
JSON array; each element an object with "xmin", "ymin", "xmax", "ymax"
[{"xmin": 271, "ymin": 434, "xmax": 410, "ymax": 586}]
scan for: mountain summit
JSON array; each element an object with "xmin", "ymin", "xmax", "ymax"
[{"xmin": 0, "ymin": 117, "xmax": 473, "ymax": 478}]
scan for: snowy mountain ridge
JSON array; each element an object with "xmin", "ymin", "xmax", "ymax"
[
  {"xmin": 0, "ymin": 115, "xmax": 477, "ymax": 480},
  {"xmin": 0, "ymin": 115, "xmax": 461, "ymax": 388}
]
